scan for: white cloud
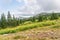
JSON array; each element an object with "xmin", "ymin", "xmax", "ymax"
[
  {"xmin": 53, "ymin": 0, "xmax": 60, "ymax": 10},
  {"xmin": 15, "ymin": 0, "xmax": 42, "ymax": 17},
  {"xmin": 1, "ymin": 0, "xmax": 60, "ymax": 17}
]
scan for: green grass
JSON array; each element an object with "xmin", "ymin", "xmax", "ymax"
[
  {"xmin": 0, "ymin": 20, "xmax": 57, "ymax": 35},
  {"xmin": 51, "ymin": 24, "xmax": 60, "ymax": 28}
]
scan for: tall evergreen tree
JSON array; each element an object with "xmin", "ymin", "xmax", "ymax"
[
  {"xmin": 42, "ymin": 15, "xmax": 47, "ymax": 20},
  {"xmin": 31, "ymin": 17, "xmax": 36, "ymax": 22},
  {"xmin": 12, "ymin": 15, "xmax": 16, "ymax": 26},
  {"xmin": 7, "ymin": 11, "xmax": 12, "ymax": 21},
  {"xmin": 50, "ymin": 13, "xmax": 59, "ymax": 20},
  {"xmin": 16, "ymin": 18, "xmax": 20, "ymax": 26},
  {"xmin": 7, "ymin": 11, "xmax": 12, "ymax": 26},
  {"xmin": 20, "ymin": 19, "xmax": 23, "ymax": 24},
  {"xmin": 38, "ymin": 15, "xmax": 43, "ymax": 22},
  {"xmin": 0, "ymin": 13, "xmax": 7, "ymax": 28}
]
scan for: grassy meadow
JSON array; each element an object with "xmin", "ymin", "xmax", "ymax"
[
  {"xmin": 0, "ymin": 19, "xmax": 60, "ymax": 40},
  {"xmin": 0, "ymin": 13, "xmax": 60, "ymax": 40},
  {"xmin": 0, "ymin": 20, "xmax": 57, "ymax": 34}
]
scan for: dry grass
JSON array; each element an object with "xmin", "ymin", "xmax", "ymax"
[
  {"xmin": 0, "ymin": 20, "xmax": 60, "ymax": 40},
  {"xmin": 0, "ymin": 25, "xmax": 60, "ymax": 40}
]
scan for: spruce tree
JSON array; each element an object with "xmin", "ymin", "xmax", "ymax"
[
  {"xmin": 0, "ymin": 13, "xmax": 7, "ymax": 28},
  {"xmin": 31, "ymin": 17, "xmax": 36, "ymax": 22},
  {"xmin": 12, "ymin": 15, "xmax": 17, "ymax": 26},
  {"xmin": 38, "ymin": 15, "xmax": 43, "ymax": 22},
  {"xmin": 7, "ymin": 11, "xmax": 12, "ymax": 27},
  {"xmin": 19, "ymin": 19, "xmax": 23, "ymax": 24},
  {"xmin": 16, "ymin": 18, "xmax": 20, "ymax": 26},
  {"xmin": 43, "ymin": 15, "xmax": 47, "ymax": 20},
  {"xmin": 50, "ymin": 13, "xmax": 59, "ymax": 20}
]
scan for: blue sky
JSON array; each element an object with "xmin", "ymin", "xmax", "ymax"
[
  {"xmin": 0, "ymin": 0, "xmax": 24, "ymax": 11},
  {"xmin": 0, "ymin": 0, "xmax": 60, "ymax": 17}
]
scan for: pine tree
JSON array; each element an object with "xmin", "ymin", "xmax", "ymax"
[
  {"xmin": 0, "ymin": 13, "xmax": 7, "ymax": 28},
  {"xmin": 31, "ymin": 17, "xmax": 36, "ymax": 22},
  {"xmin": 20, "ymin": 19, "xmax": 23, "ymax": 24},
  {"xmin": 38, "ymin": 15, "xmax": 43, "ymax": 22},
  {"xmin": 42, "ymin": 15, "xmax": 47, "ymax": 20},
  {"xmin": 16, "ymin": 18, "xmax": 20, "ymax": 26},
  {"xmin": 12, "ymin": 15, "xmax": 17, "ymax": 26},
  {"xmin": 50, "ymin": 13, "xmax": 59, "ymax": 20},
  {"xmin": 7, "ymin": 11, "xmax": 12, "ymax": 27},
  {"xmin": 7, "ymin": 11, "xmax": 12, "ymax": 21}
]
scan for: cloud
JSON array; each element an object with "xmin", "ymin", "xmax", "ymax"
[
  {"xmin": 53, "ymin": 0, "xmax": 60, "ymax": 10},
  {"xmin": 14, "ymin": 0, "xmax": 42, "ymax": 17},
  {"xmin": 1, "ymin": 0, "xmax": 60, "ymax": 17}
]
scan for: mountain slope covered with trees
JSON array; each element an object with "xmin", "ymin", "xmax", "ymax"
[
  {"xmin": 0, "ymin": 12, "xmax": 60, "ymax": 40},
  {"xmin": 0, "ymin": 11, "xmax": 60, "ymax": 29}
]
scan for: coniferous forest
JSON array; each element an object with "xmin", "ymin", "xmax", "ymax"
[{"xmin": 0, "ymin": 11, "xmax": 60, "ymax": 29}]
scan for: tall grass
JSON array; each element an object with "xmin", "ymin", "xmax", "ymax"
[{"xmin": 0, "ymin": 20, "xmax": 57, "ymax": 34}]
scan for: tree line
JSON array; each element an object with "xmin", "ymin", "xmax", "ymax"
[
  {"xmin": 0, "ymin": 11, "xmax": 24, "ymax": 28},
  {"xmin": 0, "ymin": 11, "xmax": 60, "ymax": 28},
  {"xmin": 27, "ymin": 12, "xmax": 59, "ymax": 22}
]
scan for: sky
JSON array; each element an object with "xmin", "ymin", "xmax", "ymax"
[{"xmin": 0, "ymin": 0, "xmax": 60, "ymax": 17}]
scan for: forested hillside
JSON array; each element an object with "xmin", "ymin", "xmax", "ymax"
[
  {"xmin": 0, "ymin": 12, "xmax": 60, "ymax": 40},
  {"xmin": 0, "ymin": 11, "xmax": 60, "ymax": 29}
]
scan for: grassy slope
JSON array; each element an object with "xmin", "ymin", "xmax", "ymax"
[
  {"xmin": 0, "ymin": 20, "xmax": 57, "ymax": 34},
  {"xmin": 0, "ymin": 20, "xmax": 60, "ymax": 40}
]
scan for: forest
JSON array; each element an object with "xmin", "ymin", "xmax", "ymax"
[
  {"xmin": 0, "ymin": 12, "xmax": 60, "ymax": 40},
  {"xmin": 0, "ymin": 11, "xmax": 60, "ymax": 29}
]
